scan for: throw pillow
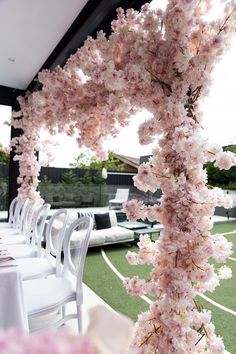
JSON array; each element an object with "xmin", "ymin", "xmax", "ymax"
[
  {"xmin": 78, "ymin": 212, "xmax": 96, "ymax": 230},
  {"xmin": 94, "ymin": 213, "xmax": 111, "ymax": 230},
  {"xmin": 109, "ymin": 210, "xmax": 117, "ymax": 227}
]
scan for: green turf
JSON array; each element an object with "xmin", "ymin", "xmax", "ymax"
[
  {"xmin": 84, "ymin": 247, "xmax": 149, "ymax": 321},
  {"xmin": 196, "ymin": 296, "xmax": 236, "ymax": 353},
  {"xmin": 83, "ymin": 223, "xmax": 236, "ymax": 352},
  {"xmin": 212, "ymin": 221, "xmax": 236, "ymax": 234},
  {"xmin": 103, "ymin": 244, "xmax": 236, "ymax": 352},
  {"xmin": 226, "ymin": 233, "xmax": 236, "ymax": 257}
]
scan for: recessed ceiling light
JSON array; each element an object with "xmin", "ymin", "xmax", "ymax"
[{"xmin": 8, "ymin": 57, "xmax": 15, "ymax": 62}]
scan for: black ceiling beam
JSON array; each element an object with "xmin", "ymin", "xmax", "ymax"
[
  {"xmin": 0, "ymin": 85, "xmax": 24, "ymax": 106},
  {"xmin": 27, "ymin": 0, "xmax": 150, "ymax": 92}
]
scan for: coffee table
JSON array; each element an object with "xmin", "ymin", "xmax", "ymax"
[
  {"xmin": 118, "ymin": 221, "xmax": 148, "ymax": 230},
  {"xmin": 118, "ymin": 221, "xmax": 163, "ymax": 242},
  {"xmin": 134, "ymin": 227, "xmax": 161, "ymax": 240}
]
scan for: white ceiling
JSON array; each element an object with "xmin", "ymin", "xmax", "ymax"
[{"xmin": 0, "ymin": 0, "xmax": 88, "ymax": 90}]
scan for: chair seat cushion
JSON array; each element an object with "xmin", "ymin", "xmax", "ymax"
[
  {"xmin": 6, "ymin": 244, "xmax": 37, "ymax": 259},
  {"xmin": 0, "ymin": 228, "xmax": 20, "ymax": 236},
  {"xmin": 2, "ymin": 234, "xmax": 26, "ymax": 245},
  {"xmin": 23, "ymin": 278, "xmax": 76, "ymax": 317},
  {"xmin": 0, "ymin": 222, "xmax": 12, "ymax": 228},
  {"xmin": 17, "ymin": 257, "xmax": 56, "ymax": 280}
]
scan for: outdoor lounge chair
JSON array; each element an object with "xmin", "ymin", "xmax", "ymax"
[
  {"xmin": 109, "ymin": 188, "xmax": 129, "ymax": 210},
  {"xmin": 215, "ymin": 191, "xmax": 236, "ymax": 219}
]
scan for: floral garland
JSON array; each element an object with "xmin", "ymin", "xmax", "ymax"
[{"xmin": 11, "ymin": 1, "xmax": 236, "ymax": 353}]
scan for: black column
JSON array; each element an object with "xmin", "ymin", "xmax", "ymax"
[{"xmin": 8, "ymin": 99, "xmax": 23, "ymax": 206}]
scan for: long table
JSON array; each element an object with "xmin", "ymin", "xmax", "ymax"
[{"xmin": 0, "ymin": 244, "xmax": 29, "ymax": 332}]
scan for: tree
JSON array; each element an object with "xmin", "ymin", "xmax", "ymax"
[
  {"xmin": 206, "ymin": 145, "xmax": 236, "ymax": 189},
  {"xmin": 69, "ymin": 150, "xmax": 125, "ymax": 171},
  {"xmin": 61, "ymin": 170, "xmax": 80, "ymax": 185},
  {"xmin": 0, "ymin": 144, "xmax": 10, "ymax": 164},
  {"xmin": 223, "ymin": 144, "xmax": 236, "ymax": 154}
]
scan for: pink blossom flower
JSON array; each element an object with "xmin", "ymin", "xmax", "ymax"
[
  {"xmin": 133, "ymin": 163, "xmax": 159, "ymax": 193},
  {"xmin": 122, "ymin": 200, "xmax": 146, "ymax": 221},
  {"xmin": 123, "ymin": 276, "xmax": 146, "ymax": 296},
  {"xmin": 126, "ymin": 251, "xmax": 139, "ymax": 265},
  {"xmin": 212, "ymin": 234, "xmax": 232, "ymax": 263},
  {"xmin": 214, "ymin": 151, "xmax": 235, "ymax": 170},
  {"xmin": 208, "ymin": 336, "xmax": 225, "ymax": 354},
  {"xmin": 218, "ymin": 265, "xmax": 232, "ymax": 280}
]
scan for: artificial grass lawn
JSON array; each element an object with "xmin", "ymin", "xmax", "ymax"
[
  {"xmin": 83, "ymin": 222, "xmax": 236, "ymax": 353},
  {"xmin": 197, "ymin": 297, "xmax": 236, "ymax": 353},
  {"xmin": 211, "ymin": 221, "xmax": 236, "ymax": 234},
  {"xmin": 83, "ymin": 247, "xmax": 149, "ymax": 321}
]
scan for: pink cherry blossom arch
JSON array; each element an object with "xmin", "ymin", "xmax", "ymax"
[{"xmin": 11, "ymin": 1, "xmax": 236, "ymax": 352}]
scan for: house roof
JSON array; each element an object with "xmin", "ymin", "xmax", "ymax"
[{"xmin": 114, "ymin": 153, "xmax": 140, "ymax": 169}]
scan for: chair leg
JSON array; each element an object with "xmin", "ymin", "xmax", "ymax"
[
  {"xmin": 77, "ymin": 304, "xmax": 82, "ymax": 333},
  {"xmin": 62, "ymin": 305, "xmax": 66, "ymax": 318}
]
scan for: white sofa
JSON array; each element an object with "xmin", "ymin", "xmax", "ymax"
[{"xmin": 54, "ymin": 210, "xmax": 134, "ymax": 248}]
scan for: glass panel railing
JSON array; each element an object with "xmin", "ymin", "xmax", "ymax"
[
  {"xmin": 0, "ymin": 165, "xmax": 9, "ymax": 212},
  {"xmin": 38, "ymin": 183, "xmax": 107, "ymax": 209}
]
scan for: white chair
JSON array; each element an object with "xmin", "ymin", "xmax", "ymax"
[
  {"xmin": 109, "ymin": 188, "xmax": 129, "ymax": 209},
  {"xmin": 0, "ymin": 198, "xmax": 29, "ymax": 236},
  {"xmin": 1, "ymin": 199, "xmax": 39, "ymax": 245},
  {"xmin": 17, "ymin": 208, "xmax": 68, "ymax": 280},
  {"xmin": 6, "ymin": 203, "xmax": 50, "ymax": 259},
  {"xmin": 0, "ymin": 197, "xmax": 18, "ymax": 228},
  {"xmin": 23, "ymin": 216, "xmax": 93, "ymax": 332}
]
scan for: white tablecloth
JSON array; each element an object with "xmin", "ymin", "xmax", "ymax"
[{"xmin": 0, "ymin": 261, "xmax": 29, "ymax": 333}]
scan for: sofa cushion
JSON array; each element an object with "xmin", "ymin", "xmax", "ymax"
[
  {"xmin": 57, "ymin": 212, "xmax": 77, "ymax": 225},
  {"xmin": 78, "ymin": 211, "xmax": 96, "ymax": 229},
  {"xmin": 103, "ymin": 226, "xmax": 134, "ymax": 243},
  {"xmin": 109, "ymin": 210, "xmax": 117, "ymax": 227},
  {"xmin": 70, "ymin": 226, "xmax": 134, "ymax": 248},
  {"xmin": 71, "ymin": 229, "xmax": 106, "ymax": 248},
  {"xmin": 94, "ymin": 213, "xmax": 111, "ymax": 230}
]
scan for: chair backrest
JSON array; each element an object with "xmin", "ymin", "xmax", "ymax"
[
  {"xmin": 31, "ymin": 203, "xmax": 51, "ymax": 256},
  {"xmin": 115, "ymin": 188, "xmax": 129, "ymax": 200},
  {"xmin": 14, "ymin": 198, "xmax": 29, "ymax": 230},
  {"xmin": 45, "ymin": 208, "xmax": 69, "ymax": 274},
  {"xmin": 8, "ymin": 197, "xmax": 18, "ymax": 226},
  {"xmin": 12, "ymin": 198, "xmax": 27, "ymax": 228},
  {"xmin": 22, "ymin": 200, "xmax": 42, "ymax": 242},
  {"xmin": 62, "ymin": 216, "xmax": 93, "ymax": 294},
  {"xmin": 18, "ymin": 198, "xmax": 30, "ymax": 233}
]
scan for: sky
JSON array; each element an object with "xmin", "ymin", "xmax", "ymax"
[{"xmin": 0, "ymin": 2, "xmax": 235, "ymax": 167}]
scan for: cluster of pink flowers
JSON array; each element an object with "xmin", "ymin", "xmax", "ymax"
[
  {"xmin": 0, "ymin": 329, "xmax": 95, "ymax": 354},
  {"xmin": 11, "ymin": 0, "xmax": 236, "ymax": 353}
]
